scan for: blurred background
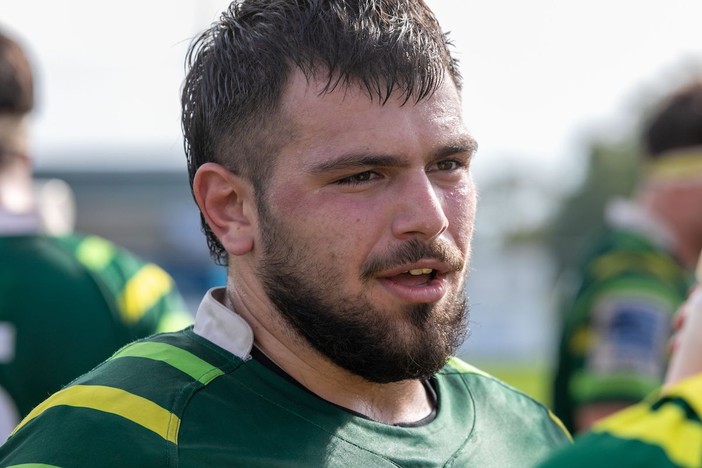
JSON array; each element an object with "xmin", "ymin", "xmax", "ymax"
[{"xmin": 2, "ymin": 0, "xmax": 702, "ymax": 403}]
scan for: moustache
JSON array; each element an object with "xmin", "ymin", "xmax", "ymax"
[{"xmin": 360, "ymin": 238, "xmax": 465, "ymax": 280}]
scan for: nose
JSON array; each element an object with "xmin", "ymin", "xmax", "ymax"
[{"xmin": 391, "ymin": 172, "xmax": 449, "ymax": 241}]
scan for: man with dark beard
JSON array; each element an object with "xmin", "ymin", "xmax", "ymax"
[{"xmin": 0, "ymin": 1, "xmax": 571, "ymax": 466}]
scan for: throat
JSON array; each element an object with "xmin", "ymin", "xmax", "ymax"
[
  {"xmin": 250, "ymin": 345, "xmax": 438, "ymax": 426},
  {"xmin": 363, "ymin": 378, "xmax": 438, "ymax": 426}
]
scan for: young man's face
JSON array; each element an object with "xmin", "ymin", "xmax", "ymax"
[{"xmin": 256, "ymin": 70, "xmax": 477, "ymax": 382}]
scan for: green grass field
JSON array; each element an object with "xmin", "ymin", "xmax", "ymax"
[{"xmin": 470, "ymin": 361, "xmax": 552, "ymax": 407}]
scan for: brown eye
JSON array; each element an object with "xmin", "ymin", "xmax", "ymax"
[
  {"xmin": 433, "ymin": 160, "xmax": 464, "ymax": 172},
  {"xmin": 335, "ymin": 171, "xmax": 379, "ymax": 185}
]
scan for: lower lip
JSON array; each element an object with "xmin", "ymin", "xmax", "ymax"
[{"xmin": 376, "ymin": 276, "xmax": 448, "ymax": 304}]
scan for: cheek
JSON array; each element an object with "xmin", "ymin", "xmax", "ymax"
[
  {"xmin": 268, "ymin": 186, "xmax": 375, "ymax": 252},
  {"xmin": 445, "ymin": 179, "xmax": 477, "ymax": 243}
]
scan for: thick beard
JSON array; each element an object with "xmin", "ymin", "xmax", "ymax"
[{"xmin": 257, "ymin": 205, "xmax": 470, "ymax": 384}]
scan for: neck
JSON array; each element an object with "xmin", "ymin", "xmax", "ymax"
[
  {"xmin": 0, "ymin": 158, "xmax": 34, "ymax": 214},
  {"xmin": 223, "ymin": 277, "xmax": 435, "ymax": 425}
]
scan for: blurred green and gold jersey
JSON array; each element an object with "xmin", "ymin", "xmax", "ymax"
[
  {"xmin": 0, "ymin": 233, "xmax": 192, "ymax": 435},
  {"xmin": 0, "ymin": 329, "xmax": 570, "ymax": 467},
  {"xmin": 541, "ymin": 374, "xmax": 702, "ymax": 467},
  {"xmin": 552, "ymin": 226, "xmax": 693, "ymax": 433}
]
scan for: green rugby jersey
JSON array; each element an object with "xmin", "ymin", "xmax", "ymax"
[
  {"xmin": 540, "ymin": 374, "xmax": 702, "ymax": 467},
  {"xmin": 0, "ymin": 290, "xmax": 571, "ymax": 467},
  {"xmin": 0, "ymin": 233, "xmax": 192, "ymax": 437},
  {"xmin": 552, "ymin": 219, "xmax": 692, "ymax": 432}
]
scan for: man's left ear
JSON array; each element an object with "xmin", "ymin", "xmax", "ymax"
[{"xmin": 192, "ymin": 162, "xmax": 256, "ymax": 256}]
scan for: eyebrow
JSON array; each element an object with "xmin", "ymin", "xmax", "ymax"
[
  {"xmin": 307, "ymin": 136, "xmax": 478, "ymax": 175},
  {"xmin": 437, "ymin": 136, "xmax": 478, "ymax": 160}
]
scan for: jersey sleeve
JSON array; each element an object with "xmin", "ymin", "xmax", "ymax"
[
  {"xmin": 539, "ymin": 374, "xmax": 702, "ymax": 467},
  {"xmin": 0, "ymin": 234, "xmax": 195, "ymax": 442},
  {"xmin": 59, "ymin": 234, "xmax": 194, "ymax": 338}
]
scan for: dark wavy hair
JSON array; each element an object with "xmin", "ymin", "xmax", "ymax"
[
  {"xmin": 0, "ymin": 29, "xmax": 34, "ymax": 167},
  {"xmin": 643, "ymin": 77, "xmax": 702, "ymax": 158},
  {"xmin": 0, "ymin": 29, "xmax": 34, "ymax": 115},
  {"xmin": 181, "ymin": 0, "xmax": 461, "ymax": 264}
]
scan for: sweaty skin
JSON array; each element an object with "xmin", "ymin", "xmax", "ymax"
[{"xmin": 195, "ymin": 70, "xmax": 477, "ymax": 425}]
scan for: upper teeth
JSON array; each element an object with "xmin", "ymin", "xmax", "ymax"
[{"xmin": 408, "ymin": 268, "xmax": 433, "ymax": 276}]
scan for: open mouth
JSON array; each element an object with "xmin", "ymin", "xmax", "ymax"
[
  {"xmin": 397, "ymin": 268, "xmax": 438, "ymax": 286},
  {"xmin": 375, "ymin": 266, "xmax": 448, "ymax": 303},
  {"xmin": 408, "ymin": 268, "xmax": 437, "ymax": 278}
]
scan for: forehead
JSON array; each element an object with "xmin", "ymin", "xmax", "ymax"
[{"xmin": 276, "ymin": 69, "xmax": 473, "ymax": 165}]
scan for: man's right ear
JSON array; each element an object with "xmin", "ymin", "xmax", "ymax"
[{"xmin": 193, "ymin": 162, "xmax": 256, "ymax": 256}]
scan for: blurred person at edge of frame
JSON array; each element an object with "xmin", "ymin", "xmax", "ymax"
[
  {"xmin": 552, "ymin": 75, "xmax": 702, "ymax": 433},
  {"xmin": 0, "ymin": 27, "xmax": 193, "ymax": 441},
  {"xmin": 541, "ymin": 261, "xmax": 702, "ymax": 467}
]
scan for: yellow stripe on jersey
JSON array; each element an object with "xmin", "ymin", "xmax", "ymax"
[
  {"xmin": 548, "ymin": 411, "xmax": 573, "ymax": 442},
  {"xmin": 568, "ymin": 326, "xmax": 593, "ymax": 355},
  {"xmin": 13, "ymin": 385, "xmax": 180, "ymax": 444},
  {"xmin": 74, "ymin": 235, "xmax": 116, "ymax": 271},
  {"xmin": 110, "ymin": 342, "xmax": 224, "ymax": 385},
  {"xmin": 593, "ymin": 392, "xmax": 702, "ymax": 467},
  {"xmin": 666, "ymin": 374, "xmax": 702, "ymax": 415},
  {"xmin": 446, "ymin": 356, "xmax": 490, "ymax": 377},
  {"xmin": 118, "ymin": 264, "xmax": 174, "ymax": 324},
  {"xmin": 589, "ymin": 251, "xmax": 685, "ymax": 289}
]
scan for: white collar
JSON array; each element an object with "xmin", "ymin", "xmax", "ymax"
[
  {"xmin": 192, "ymin": 287, "xmax": 254, "ymax": 360},
  {"xmin": 0, "ymin": 207, "xmax": 41, "ymax": 235},
  {"xmin": 605, "ymin": 197, "xmax": 677, "ymax": 250}
]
